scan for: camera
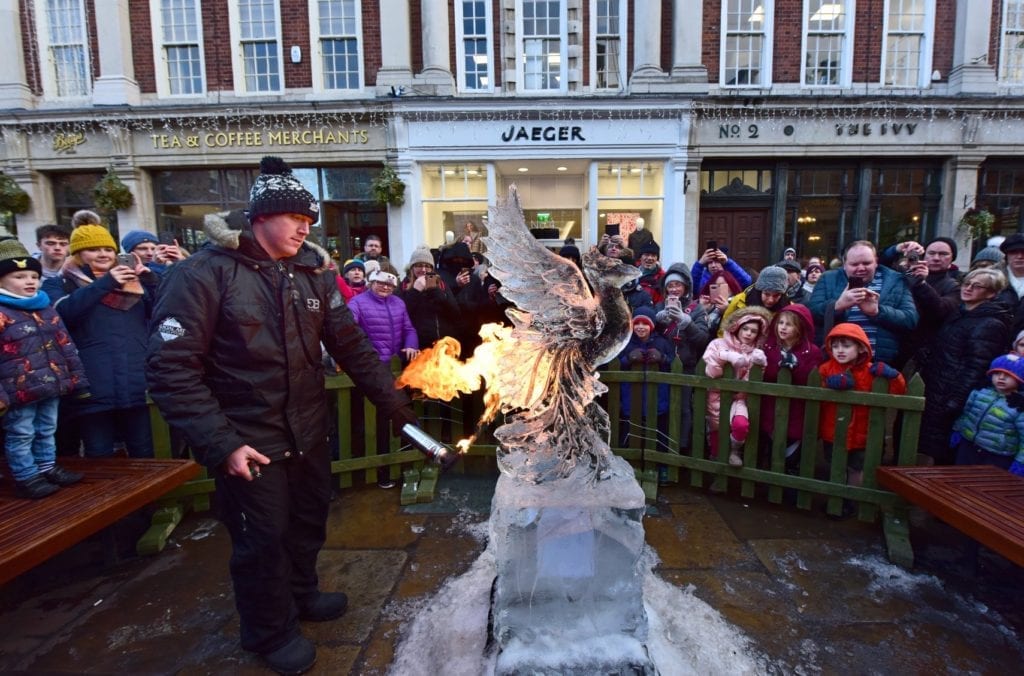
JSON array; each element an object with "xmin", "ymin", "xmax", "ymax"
[
  {"xmin": 115, "ymin": 253, "xmax": 136, "ymax": 268},
  {"xmin": 906, "ymin": 252, "xmax": 920, "ymax": 264}
]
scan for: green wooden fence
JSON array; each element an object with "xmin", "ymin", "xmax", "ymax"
[{"xmin": 151, "ymin": 357, "xmax": 925, "ymax": 565}]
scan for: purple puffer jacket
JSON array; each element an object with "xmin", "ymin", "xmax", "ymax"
[{"xmin": 347, "ymin": 291, "xmax": 418, "ymax": 362}]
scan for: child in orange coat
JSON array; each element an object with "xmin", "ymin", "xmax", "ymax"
[{"xmin": 818, "ymin": 322, "xmax": 906, "ymax": 487}]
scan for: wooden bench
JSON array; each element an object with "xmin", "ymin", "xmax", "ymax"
[
  {"xmin": 877, "ymin": 465, "xmax": 1024, "ymax": 568},
  {"xmin": 0, "ymin": 457, "xmax": 200, "ymax": 585}
]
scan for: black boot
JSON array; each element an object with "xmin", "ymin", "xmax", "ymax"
[
  {"xmin": 15, "ymin": 475, "xmax": 59, "ymax": 499},
  {"xmin": 43, "ymin": 465, "xmax": 83, "ymax": 486},
  {"xmin": 297, "ymin": 591, "xmax": 348, "ymax": 621},
  {"xmin": 259, "ymin": 635, "xmax": 316, "ymax": 676}
]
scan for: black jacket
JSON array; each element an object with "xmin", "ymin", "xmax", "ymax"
[{"xmin": 146, "ymin": 215, "xmax": 410, "ymax": 470}]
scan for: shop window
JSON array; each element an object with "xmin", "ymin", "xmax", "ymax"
[
  {"xmin": 979, "ymin": 162, "xmax": 1024, "ymax": 236},
  {"xmin": 1001, "ymin": 1, "xmax": 1024, "ymax": 83},
  {"xmin": 311, "ymin": 0, "xmax": 363, "ymax": 91},
  {"xmin": 35, "ymin": 0, "xmax": 91, "ymax": 99},
  {"xmin": 52, "ymin": 171, "xmax": 106, "ymax": 228},
  {"xmin": 596, "ymin": 162, "xmax": 664, "ymax": 246},
  {"xmin": 592, "ymin": 0, "xmax": 626, "ymax": 90},
  {"xmin": 700, "ymin": 169, "xmax": 773, "ymax": 195},
  {"xmin": 882, "ymin": 0, "xmax": 933, "ymax": 88},
  {"xmin": 457, "ymin": 1, "xmax": 494, "ymax": 92},
  {"xmin": 152, "ymin": 0, "xmax": 206, "ymax": 97},
  {"xmin": 802, "ymin": 0, "xmax": 853, "ymax": 87},
  {"xmin": 869, "ymin": 166, "xmax": 940, "ymax": 245},
  {"xmin": 229, "ymin": 0, "xmax": 282, "ymax": 93},
  {"xmin": 722, "ymin": 0, "xmax": 772, "ymax": 87},
  {"xmin": 518, "ymin": 0, "xmax": 566, "ymax": 93},
  {"xmin": 785, "ymin": 168, "xmax": 856, "ymax": 262},
  {"xmin": 422, "ymin": 164, "xmax": 490, "ymax": 247},
  {"xmin": 153, "ymin": 168, "xmax": 257, "ymax": 251}
]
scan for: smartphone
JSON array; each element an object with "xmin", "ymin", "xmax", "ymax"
[
  {"xmin": 116, "ymin": 253, "xmax": 136, "ymax": 267},
  {"xmin": 666, "ymin": 296, "xmax": 681, "ymax": 308},
  {"xmin": 847, "ymin": 276, "xmax": 866, "ymax": 289},
  {"xmin": 605, "ymin": 223, "xmax": 620, "ymax": 237},
  {"xmin": 705, "ymin": 240, "xmax": 718, "ymax": 251},
  {"xmin": 158, "ymin": 231, "xmax": 176, "ymax": 245},
  {"xmin": 906, "ymin": 252, "xmax": 920, "ymax": 264}
]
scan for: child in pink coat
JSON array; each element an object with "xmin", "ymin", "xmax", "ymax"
[{"xmin": 702, "ymin": 306, "xmax": 771, "ymax": 467}]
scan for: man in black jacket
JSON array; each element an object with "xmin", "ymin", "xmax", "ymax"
[{"xmin": 146, "ymin": 157, "xmax": 420, "ymax": 675}]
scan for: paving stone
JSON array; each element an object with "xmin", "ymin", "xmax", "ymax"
[{"xmin": 644, "ymin": 500, "xmax": 757, "ymax": 569}]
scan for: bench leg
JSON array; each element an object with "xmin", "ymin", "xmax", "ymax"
[
  {"xmin": 136, "ymin": 503, "xmax": 187, "ymax": 556},
  {"xmin": 882, "ymin": 506, "xmax": 914, "ymax": 569}
]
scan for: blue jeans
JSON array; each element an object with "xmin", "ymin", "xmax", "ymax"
[
  {"xmin": 78, "ymin": 406, "xmax": 154, "ymax": 458},
  {"xmin": 3, "ymin": 397, "xmax": 60, "ymax": 482}
]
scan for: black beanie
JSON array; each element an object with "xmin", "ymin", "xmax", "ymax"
[
  {"xmin": 247, "ymin": 156, "xmax": 320, "ymax": 225},
  {"xmin": 924, "ymin": 236, "xmax": 957, "ymax": 260}
]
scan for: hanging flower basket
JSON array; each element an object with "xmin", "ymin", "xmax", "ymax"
[
  {"xmin": 371, "ymin": 165, "xmax": 406, "ymax": 207},
  {"xmin": 957, "ymin": 208, "xmax": 995, "ymax": 242},
  {"xmin": 0, "ymin": 174, "xmax": 30, "ymax": 214},
  {"xmin": 92, "ymin": 167, "xmax": 135, "ymax": 213}
]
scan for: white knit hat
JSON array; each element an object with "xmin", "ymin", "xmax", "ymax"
[
  {"xmin": 369, "ymin": 269, "xmax": 398, "ymax": 287},
  {"xmin": 408, "ymin": 245, "xmax": 434, "ymax": 268}
]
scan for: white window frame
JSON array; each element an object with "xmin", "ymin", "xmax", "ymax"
[
  {"xmin": 880, "ymin": 0, "xmax": 934, "ymax": 88},
  {"xmin": 1001, "ymin": 0, "xmax": 1024, "ymax": 84},
  {"xmin": 515, "ymin": 0, "xmax": 568, "ymax": 94},
  {"xmin": 309, "ymin": 0, "xmax": 364, "ymax": 93},
  {"xmin": 720, "ymin": 0, "xmax": 774, "ymax": 88},
  {"xmin": 801, "ymin": 0, "xmax": 856, "ymax": 88},
  {"xmin": 455, "ymin": 0, "xmax": 495, "ymax": 93},
  {"xmin": 150, "ymin": 0, "xmax": 207, "ymax": 97},
  {"xmin": 34, "ymin": 0, "xmax": 92, "ymax": 100},
  {"xmin": 589, "ymin": 0, "xmax": 627, "ymax": 92},
  {"xmin": 227, "ymin": 0, "xmax": 284, "ymax": 95}
]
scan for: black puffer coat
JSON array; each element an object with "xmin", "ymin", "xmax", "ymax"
[
  {"xmin": 146, "ymin": 211, "xmax": 410, "ymax": 470},
  {"xmin": 918, "ymin": 300, "xmax": 1011, "ymax": 462},
  {"xmin": 901, "ymin": 269, "xmax": 961, "ymax": 366}
]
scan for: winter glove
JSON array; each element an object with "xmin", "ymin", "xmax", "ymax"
[
  {"xmin": 824, "ymin": 370, "xmax": 856, "ymax": 390},
  {"xmin": 675, "ymin": 311, "xmax": 692, "ymax": 331},
  {"xmin": 729, "ymin": 354, "xmax": 751, "ymax": 370},
  {"xmin": 645, "ymin": 348, "xmax": 664, "ymax": 364},
  {"xmin": 1010, "ymin": 460, "xmax": 1024, "ymax": 477},
  {"xmin": 666, "ymin": 303, "xmax": 684, "ymax": 322},
  {"xmin": 1007, "ymin": 391, "xmax": 1024, "ymax": 413},
  {"xmin": 869, "ymin": 362, "xmax": 900, "ymax": 380},
  {"xmin": 949, "ymin": 431, "xmax": 963, "ymax": 448},
  {"xmin": 779, "ymin": 350, "xmax": 798, "ymax": 370},
  {"xmin": 628, "ymin": 348, "xmax": 646, "ymax": 365},
  {"xmin": 750, "ymin": 350, "xmax": 767, "ymax": 368}
]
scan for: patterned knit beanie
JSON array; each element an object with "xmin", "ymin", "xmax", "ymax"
[
  {"xmin": 988, "ymin": 353, "xmax": 1024, "ymax": 385},
  {"xmin": 754, "ymin": 265, "xmax": 788, "ymax": 293},
  {"xmin": 247, "ymin": 156, "xmax": 320, "ymax": 225},
  {"xmin": 0, "ymin": 239, "xmax": 42, "ymax": 277},
  {"xmin": 70, "ymin": 225, "xmax": 118, "ymax": 254}
]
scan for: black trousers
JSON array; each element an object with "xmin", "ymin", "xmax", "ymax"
[{"xmin": 214, "ymin": 443, "xmax": 332, "ymax": 654}]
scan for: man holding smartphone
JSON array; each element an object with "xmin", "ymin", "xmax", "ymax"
[{"xmin": 807, "ymin": 240, "xmax": 918, "ymax": 366}]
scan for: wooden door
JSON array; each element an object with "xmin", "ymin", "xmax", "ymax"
[{"xmin": 698, "ymin": 208, "xmax": 771, "ymax": 271}]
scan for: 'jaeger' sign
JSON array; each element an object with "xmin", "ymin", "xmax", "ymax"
[{"xmin": 500, "ymin": 125, "xmax": 586, "ymax": 142}]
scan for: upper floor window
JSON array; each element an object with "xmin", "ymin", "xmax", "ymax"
[
  {"xmin": 592, "ymin": 0, "xmax": 626, "ymax": 90},
  {"xmin": 456, "ymin": 1, "xmax": 494, "ymax": 91},
  {"xmin": 517, "ymin": 0, "xmax": 566, "ymax": 93},
  {"xmin": 1001, "ymin": 1, "xmax": 1024, "ymax": 83},
  {"xmin": 229, "ymin": 0, "xmax": 282, "ymax": 93},
  {"xmin": 881, "ymin": 0, "xmax": 933, "ymax": 87},
  {"xmin": 311, "ymin": 0, "xmax": 362, "ymax": 91},
  {"xmin": 152, "ymin": 0, "xmax": 206, "ymax": 96},
  {"xmin": 37, "ymin": 0, "xmax": 91, "ymax": 98},
  {"xmin": 802, "ymin": 0, "xmax": 855, "ymax": 87},
  {"xmin": 721, "ymin": 0, "xmax": 772, "ymax": 87}
]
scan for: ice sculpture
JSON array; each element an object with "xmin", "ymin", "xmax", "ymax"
[{"xmin": 397, "ymin": 187, "xmax": 656, "ymax": 673}]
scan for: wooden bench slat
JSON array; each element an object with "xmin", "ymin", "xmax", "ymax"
[
  {"xmin": 877, "ymin": 466, "xmax": 1024, "ymax": 567},
  {"xmin": 0, "ymin": 458, "xmax": 199, "ymax": 585}
]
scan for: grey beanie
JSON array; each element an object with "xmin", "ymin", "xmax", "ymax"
[
  {"xmin": 973, "ymin": 245, "xmax": 1004, "ymax": 266},
  {"xmin": 754, "ymin": 265, "xmax": 789, "ymax": 293},
  {"xmin": 248, "ymin": 156, "xmax": 320, "ymax": 225}
]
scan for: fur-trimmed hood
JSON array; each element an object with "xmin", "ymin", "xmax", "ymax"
[
  {"xmin": 722, "ymin": 305, "xmax": 772, "ymax": 339},
  {"xmin": 203, "ymin": 209, "xmax": 332, "ymax": 273}
]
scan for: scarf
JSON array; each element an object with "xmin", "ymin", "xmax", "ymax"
[
  {"xmin": 0, "ymin": 289, "xmax": 51, "ymax": 311},
  {"xmin": 61, "ymin": 258, "xmax": 144, "ymax": 311}
]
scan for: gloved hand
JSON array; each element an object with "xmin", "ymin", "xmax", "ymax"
[
  {"xmin": 1008, "ymin": 391, "xmax": 1024, "ymax": 413},
  {"xmin": 950, "ymin": 431, "xmax": 963, "ymax": 447},
  {"xmin": 750, "ymin": 350, "xmax": 767, "ymax": 368},
  {"xmin": 628, "ymin": 348, "xmax": 646, "ymax": 364},
  {"xmin": 645, "ymin": 348, "xmax": 664, "ymax": 364},
  {"xmin": 869, "ymin": 362, "xmax": 900, "ymax": 379},
  {"xmin": 390, "ymin": 405, "xmax": 420, "ymax": 438},
  {"xmin": 779, "ymin": 350, "xmax": 798, "ymax": 370},
  {"xmin": 675, "ymin": 311, "xmax": 692, "ymax": 330},
  {"xmin": 665, "ymin": 303, "xmax": 684, "ymax": 322},
  {"xmin": 824, "ymin": 370, "xmax": 856, "ymax": 390},
  {"xmin": 725, "ymin": 351, "xmax": 750, "ymax": 370}
]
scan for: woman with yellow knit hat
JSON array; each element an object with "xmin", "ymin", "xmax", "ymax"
[{"xmin": 41, "ymin": 221, "xmax": 160, "ymax": 458}]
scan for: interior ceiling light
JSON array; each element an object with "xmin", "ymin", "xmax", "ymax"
[
  {"xmin": 518, "ymin": 167, "xmax": 529, "ymax": 173},
  {"xmin": 557, "ymin": 166, "xmax": 568, "ymax": 172}
]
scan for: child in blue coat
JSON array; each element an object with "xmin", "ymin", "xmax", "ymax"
[
  {"xmin": 0, "ymin": 241, "xmax": 89, "ymax": 498},
  {"xmin": 618, "ymin": 307, "xmax": 674, "ymax": 455},
  {"xmin": 952, "ymin": 353, "xmax": 1024, "ymax": 475}
]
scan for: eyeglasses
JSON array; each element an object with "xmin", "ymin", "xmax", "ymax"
[{"xmin": 962, "ymin": 282, "xmax": 991, "ymax": 291}]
